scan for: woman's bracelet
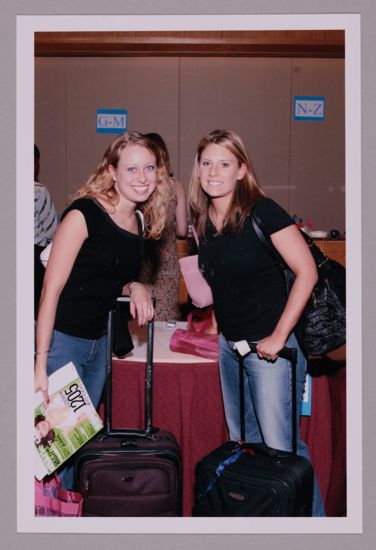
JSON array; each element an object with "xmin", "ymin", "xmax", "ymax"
[
  {"xmin": 34, "ymin": 350, "xmax": 49, "ymax": 357},
  {"xmin": 129, "ymin": 281, "xmax": 143, "ymax": 295}
]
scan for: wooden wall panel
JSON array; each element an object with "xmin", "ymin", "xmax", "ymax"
[
  {"xmin": 179, "ymin": 57, "xmax": 292, "ymax": 210},
  {"xmin": 290, "ymin": 58, "xmax": 345, "ymax": 232},
  {"xmin": 35, "ymin": 54, "xmax": 345, "ymax": 235},
  {"xmin": 35, "ymin": 57, "xmax": 180, "ymax": 213},
  {"xmin": 35, "ymin": 58, "xmax": 67, "ymax": 211}
]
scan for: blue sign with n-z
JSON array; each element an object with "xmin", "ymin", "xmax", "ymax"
[
  {"xmin": 294, "ymin": 96, "xmax": 325, "ymax": 121},
  {"xmin": 96, "ymin": 109, "xmax": 128, "ymax": 133}
]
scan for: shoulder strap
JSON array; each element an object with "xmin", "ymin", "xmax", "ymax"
[
  {"xmin": 191, "ymin": 224, "xmax": 199, "ymax": 246},
  {"xmin": 251, "ymin": 211, "xmax": 270, "ymax": 248},
  {"xmin": 251, "ymin": 211, "xmax": 286, "ymax": 269},
  {"xmin": 135, "ymin": 209, "xmax": 145, "ymax": 235},
  {"xmin": 252, "ymin": 211, "xmax": 329, "ymax": 272}
]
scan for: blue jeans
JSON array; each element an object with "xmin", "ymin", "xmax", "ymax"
[
  {"xmin": 46, "ymin": 330, "xmax": 107, "ymax": 489},
  {"xmin": 218, "ymin": 332, "xmax": 326, "ymax": 517}
]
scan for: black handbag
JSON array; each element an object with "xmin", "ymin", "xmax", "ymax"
[
  {"xmin": 251, "ymin": 212, "xmax": 346, "ymax": 356},
  {"xmin": 111, "ymin": 300, "xmax": 134, "ymax": 358}
]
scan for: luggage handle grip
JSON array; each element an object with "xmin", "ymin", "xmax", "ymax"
[
  {"xmin": 239, "ymin": 442, "xmax": 284, "ymax": 459},
  {"xmin": 247, "ymin": 342, "xmax": 297, "ymax": 364}
]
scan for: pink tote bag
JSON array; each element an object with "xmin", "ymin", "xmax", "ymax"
[
  {"xmin": 178, "ymin": 254, "xmax": 213, "ymax": 308},
  {"xmin": 169, "ymin": 310, "xmax": 218, "ymax": 361}
]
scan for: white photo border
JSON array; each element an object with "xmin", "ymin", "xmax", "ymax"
[{"xmin": 17, "ymin": 13, "xmax": 362, "ymax": 534}]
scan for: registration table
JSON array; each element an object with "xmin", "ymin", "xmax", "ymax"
[{"xmin": 110, "ymin": 321, "xmax": 346, "ymax": 517}]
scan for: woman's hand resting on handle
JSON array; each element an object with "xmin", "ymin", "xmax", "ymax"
[
  {"xmin": 256, "ymin": 333, "xmax": 287, "ymax": 362},
  {"xmin": 128, "ymin": 282, "xmax": 154, "ymax": 325}
]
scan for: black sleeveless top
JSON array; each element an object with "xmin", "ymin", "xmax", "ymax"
[
  {"xmin": 54, "ymin": 198, "xmax": 143, "ymax": 339},
  {"xmin": 199, "ymin": 198, "xmax": 294, "ymax": 341}
]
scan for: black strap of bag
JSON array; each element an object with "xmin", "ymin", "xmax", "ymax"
[
  {"xmin": 251, "ymin": 210, "xmax": 329, "ymax": 273},
  {"xmin": 236, "ymin": 344, "xmax": 298, "ymax": 455},
  {"xmin": 105, "ymin": 296, "xmax": 158, "ymax": 438},
  {"xmin": 251, "ymin": 211, "xmax": 290, "ymax": 271}
]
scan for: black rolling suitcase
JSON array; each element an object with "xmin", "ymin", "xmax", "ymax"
[
  {"xmin": 193, "ymin": 344, "xmax": 314, "ymax": 517},
  {"xmin": 74, "ymin": 297, "xmax": 182, "ymax": 516}
]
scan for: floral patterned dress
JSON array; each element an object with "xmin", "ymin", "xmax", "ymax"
[{"xmin": 139, "ymin": 178, "xmax": 181, "ymax": 321}]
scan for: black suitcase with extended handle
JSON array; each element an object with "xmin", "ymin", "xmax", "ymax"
[
  {"xmin": 74, "ymin": 297, "xmax": 182, "ymax": 516},
  {"xmin": 192, "ymin": 344, "xmax": 314, "ymax": 517}
]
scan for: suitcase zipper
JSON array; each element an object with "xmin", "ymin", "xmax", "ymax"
[
  {"xmin": 81, "ymin": 459, "xmax": 176, "ymax": 496},
  {"xmin": 76, "ymin": 447, "xmax": 182, "ymax": 487},
  {"xmin": 82, "ymin": 479, "xmax": 89, "ymax": 496}
]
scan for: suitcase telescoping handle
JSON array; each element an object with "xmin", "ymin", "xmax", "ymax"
[
  {"xmin": 236, "ymin": 342, "xmax": 298, "ymax": 455},
  {"xmin": 105, "ymin": 296, "xmax": 158, "ymax": 438}
]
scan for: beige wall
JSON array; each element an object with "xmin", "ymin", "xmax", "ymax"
[{"xmin": 35, "ymin": 55, "xmax": 345, "ymax": 232}]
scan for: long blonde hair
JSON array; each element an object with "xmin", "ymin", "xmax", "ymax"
[
  {"xmin": 75, "ymin": 131, "xmax": 169, "ymax": 239},
  {"xmin": 189, "ymin": 129, "xmax": 265, "ymax": 237}
]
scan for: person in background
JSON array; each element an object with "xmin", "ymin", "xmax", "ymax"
[
  {"xmin": 34, "ymin": 144, "xmax": 58, "ymax": 319},
  {"xmin": 34, "ymin": 131, "xmax": 169, "ymax": 488},
  {"xmin": 139, "ymin": 132, "xmax": 188, "ymax": 321},
  {"xmin": 188, "ymin": 129, "xmax": 326, "ymax": 516}
]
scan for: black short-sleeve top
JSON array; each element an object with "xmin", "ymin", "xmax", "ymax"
[
  {"xmin": 54, "ymin": 198, "xmax": 143, "ymax": 339},
  {"xmin": 199, "ymin": 197, "xmax": 295, "ymax": 341}
]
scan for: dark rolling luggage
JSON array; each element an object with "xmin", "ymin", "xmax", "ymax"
[
  {"xmin": 193, "ymin": 344, "xmax": 314, "ymax": 517},
  {"xmin": 74, "ymin": 297, "xmax": 182, "ymax": 517}
]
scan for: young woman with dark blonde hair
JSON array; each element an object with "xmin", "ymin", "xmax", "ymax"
[
  {"xmin": 189, "ymin": 129, "xmax": 325, "ymax": 516},
  {"xmin": 34, "ymin": 131, "xmax": 169, "ymax": 488}
]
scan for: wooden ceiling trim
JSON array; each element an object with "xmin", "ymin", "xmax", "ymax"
[{"xmin": 35, "ymin": 30, "xmax": 345, "ymax": 58}]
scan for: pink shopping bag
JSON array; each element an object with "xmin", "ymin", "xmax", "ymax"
[{"xmin": 34, "ymin": 474, "xmax": 83, "ymax": 517}]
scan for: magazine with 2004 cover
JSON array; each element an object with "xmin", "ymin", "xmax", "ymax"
[{"xmin": 73, "ymin": 298, "xmax": 182, "ymax": 517}]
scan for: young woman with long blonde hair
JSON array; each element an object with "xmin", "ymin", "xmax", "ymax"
[
  {"xmin": 189, "ymin": 129, "xmax": 325, "ymax": 516},
  {"xmin": 34, "ymin": 131, "xmax": 169, "ymax": 488}
]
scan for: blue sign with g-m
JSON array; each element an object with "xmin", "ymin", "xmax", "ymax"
[{"xmin": 96, "ymin": 109, "xmax": 128, "ymax": 133}]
